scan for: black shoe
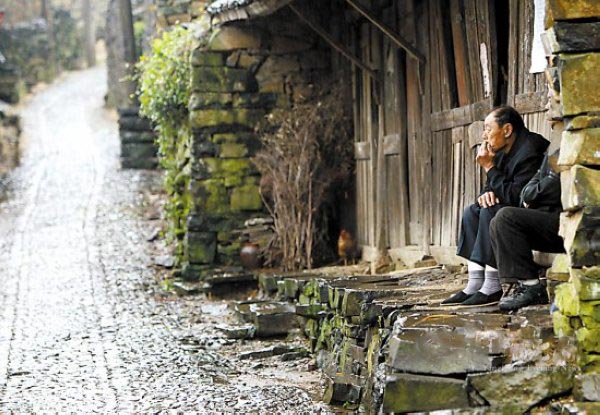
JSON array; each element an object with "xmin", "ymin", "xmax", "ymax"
[
  {"xmin": 460, "ymin": 290, "xmax": 503, "ymax": 307},
  {"xmin": 499, "ymin": 281, "xmax": 549, "ymax": 311},
  {"xmin": 441, "ymin": 291, "xmax": 473, "ymax": 305}
]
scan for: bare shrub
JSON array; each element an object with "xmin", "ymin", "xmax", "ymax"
[{"xmin": 253, "ymin": 81, "xmax": 353, "ymax": 271}]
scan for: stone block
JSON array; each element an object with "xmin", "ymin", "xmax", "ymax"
[
  {"xmin": 547, "ymin": 21, "xmax": 600, "ymax": 53},
  {"xmin": 382, "ymin": 374, "xmax": 469, "ymax": 413},
  {"xmin": 190, "ymin": 109, "xmax": 265, "ymax": 129},
  {"xmin": 120, "ymin": 131, "xmax": 155, "ymax": 144},
  {"xmin": 322, "ymin": 374, "xmax": 362, "ymax": 405},
  {"xmin": 567, "ymin": 115, "xmax": 600, "ymax": 131},
  {"xmin": 547, "ymin": 254, "xmax": 571, "ymax": 281},
  {"xmin": 191, "ymin": 67, "xmax": 253, "ymax": 93},
  {"xmin": 572, "ymin": 268, "xmax": 600, "ymax": 300},
  {"xmin": 387, "ymin": 328, "xmax": 502, "ymax": 375},
  {"xmin": 198, "ymin": 158, "xmax": 255, "ymax": 178},
  {"xmin": 120, "ymin": 157, "xmax": 158, "ymax": 170},
  {"xmin": 559, "ymin": 129, "xmax": 600, "ymax": 167},
  {"xmin": 230, "ymin": 183, "xmax": 262, "ymax": 211},
  {"xmin": 189, "ymin": 92, "xmax": 233, "ymax": 110},
  {"xmin": 553, "ymin": 311, "xmax": 575, "ymax": 337},
  {"xmin": 190, "ymin": 179, "xmax": 229, "ymax": 214},
  {"xmin": 574, "ymin": 373, "xmax": 600, "ymax": 401},
  {"xmin": 185, "ymin": 231, "xmax": 217, "ymax": 264},
  {"xmin": 232, "ymin": 92, "xmax": 278, "ymax": 109},
  {"xmin": 120, "ymin": 142, "xmax": 157, "ymax": 160},
  {"xmin": 255, "ymin": 56, "xmax": 301, "ymax": 84},
  {"xmin": 559, "ymin": 53, "xmax": 600, "ymax": 116},
  {"xmin": 208, "ymin": 26, "xmax": 262, "ymax": 51},
  {"xmin": 555, "ymin": 282, "xmax": 580, "ymax": 316},
  {"xmin": 546, "ymin": 0, "xmax": 600, "ymax": 28},
  {"xmin": 219, "ymin": 143, "xmax": 248, "ymax": 158},
  {"xmin": 559, "ymin": 207, "xmax": 600, "ymax": 267},
  {"xmin": 118, "ymin": 115, "xmax": 153, "ymax": 132},
  {"xmin": 191, "ymin": 50, "xmax": 225, "ymax": 67},
  {"xmin": 576, "ymin": 327, "xmax": 600, "ymax": 352},
  {"xmin": 468, "ymin": 367, "xmax": 575, "ymax": 413}
]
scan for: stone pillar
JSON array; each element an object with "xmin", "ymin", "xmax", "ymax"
[{"xmin": 545, "ymin": 0, "xmax": 600, "ymax": 380}]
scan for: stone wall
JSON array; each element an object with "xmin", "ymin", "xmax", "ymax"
[
  {"xmin": 118, "ymin": 107, "xmax": 158, "ymax": 169},
  {"xmin": 545, "ymin": 0, "xmax": 600, "ymax": 385},
  {"xmin": 0, "ymin": 8, "xmax": 82, "ymax": 103},
  {"xmin": 181, "ymin": 9, "xmax": 331, "ymax": 278}
]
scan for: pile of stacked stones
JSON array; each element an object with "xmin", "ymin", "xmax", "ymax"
[
  {"xmin": 256, "ymin": 267, "xmax": 588, "ymax": 412},
  {"xmin": 180, "ymin": 14, "xmax": 330, "ymax": 279},
  {"xmin": 118, "ymin": 107, "xmax": 158, "ymax": 169},
  {"xmin": 543, "ymin": 0, "xmax": 600, "ymax": 397}
]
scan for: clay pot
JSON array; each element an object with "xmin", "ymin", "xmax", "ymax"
[{"xmin": 240, "ymin": 242, "xmax": 261, "ymax": 270}]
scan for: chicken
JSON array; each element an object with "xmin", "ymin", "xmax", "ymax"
[{"xmin": 338, "ymin": 229, "xmax": 355, "ymax": 266}]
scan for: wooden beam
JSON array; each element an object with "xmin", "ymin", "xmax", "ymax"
[
  {"xmin": 345, "ymin": 0, "xmax": 425, "ymax": 63},
  {"xmin": 289, "ymin": 4, "xmax": 377, "ymax": 80}
]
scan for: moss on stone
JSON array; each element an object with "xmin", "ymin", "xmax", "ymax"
[
  {"xmin": 191, "ymin": 50, "xmax": 225, "ymax": 67},
  {"xmin": 219, "ymin": 143, "xmax": 248, "ymax": 158},
  {"xmin": 190, "ymin": 178, "xmax": 229, "ymax": 214},
  {"xmin": 555, "ymin": 283, "xmax": 580, "ymax": 316},
  {"xmin": 200, "ymin": 158, "xmax": 255, "ymax": 178},
  {"xmin": 559, "ymin": 128, "xmax": 600, "ymax": 167},
  {"xmin": 553, "ymin": 311, "xmax": 575, "ymax": 337},
  {"xmin": 572, "ymin": 268, "xmax": 600, "ymax": 301},
  {"xmin": 190, "ymin": 108, "xmax": 265, "ymax": 129},
  {"xmin": 546, "ymin": 0, "xmax": 600, "ymax": 29},
  {"xmin": 560, "ymin": 53, "xmax": 600, "ymax": 116},
  {"xmin": 191, "ymin": 66, "xmax": 251, "ymax": 93},
  {"xmin": 185, "ymin": 231, "xmax": 217, "ymax": 265},
  {"xmin": 189, "ymin": 92, "xmax": 233, "ymax": 110},
  {"xmin": 576, "ymin": 327, "xmax": 600, "ymax": 352}
]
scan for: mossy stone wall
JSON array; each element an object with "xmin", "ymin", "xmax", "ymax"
[
  {"xmin": 180, "ymin": 9, "xmax": 331, "ymax": 279},
  {"xmin": 546, "ymin": 0, "xmax": 600, "ymax": 374}
]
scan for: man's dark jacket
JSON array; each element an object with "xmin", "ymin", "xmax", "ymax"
[
  {"xmin": 481, "ymin": 129, "xmax": 549, "ymax": 206},
  {"xmin": 519, "ymin": 149, "xmax": 562, "ymax": 212}
]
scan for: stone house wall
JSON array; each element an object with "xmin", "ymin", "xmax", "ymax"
[
  {"xmin": 182, "ymin": 8, "xmax": 331, "ymax": 278},
  {"xmin": 545, "ymin": 0, "xmax": 600, "ymax": 379}
]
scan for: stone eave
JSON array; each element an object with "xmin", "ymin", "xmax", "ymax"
[{"xmin": 207, "ymin": 0, "xmax": 294, "ymax": 24}]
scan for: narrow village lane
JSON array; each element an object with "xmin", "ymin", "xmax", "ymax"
[{"xmin": 0, "ymin": 67, "xmax": 327, "ymax": 412}]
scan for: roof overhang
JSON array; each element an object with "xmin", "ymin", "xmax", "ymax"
[{"xmin": 207, "ymin": 0, "xmax": 294, "ymax": 24}]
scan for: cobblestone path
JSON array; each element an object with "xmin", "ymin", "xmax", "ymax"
[{"xmin": 0, "ymin": 67, "xmax": 327, "ymax": 412}]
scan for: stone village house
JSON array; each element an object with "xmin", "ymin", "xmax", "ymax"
[{"xmin": 122, "ymin": 0, "xmax": 600, "ymax": 411}]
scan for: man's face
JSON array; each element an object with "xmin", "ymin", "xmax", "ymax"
[{"xmin": 483, "ymin": 113, "xmax": 510, "ymax": 152}]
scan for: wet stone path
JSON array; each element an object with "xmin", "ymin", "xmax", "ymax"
[{"xmin": 0, "ymin": 67, "xmax": 327, "ymax": 412}]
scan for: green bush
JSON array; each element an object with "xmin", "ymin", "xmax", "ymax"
[{"xmin": 136, "ymin": 26, "xmax": 193, "ymax": 262}]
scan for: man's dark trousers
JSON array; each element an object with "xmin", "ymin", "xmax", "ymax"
[
  {"xmin": 457, "ymin": 203, "xmax": 507, "ymax": 268},
  {"xmin": 490, "ymin": 207, "xmax": 564, "ymax": 281}
]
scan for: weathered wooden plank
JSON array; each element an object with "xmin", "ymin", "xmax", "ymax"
[
  {"xmin": 450, "ymin": 0, "xmax": 471, "ymax": 106},
  {"xmin": 514, "ymin": 92, "xmax": 549, "ymax": 114},
  {"xmin": 400, "ymin": 0, "xmax": 421, "ymax": 246},
  {"xmin": 464, "ymin": 0, "xmax": 483, "ymax": 101},
  {"xmin": 418, "ymin": 0, "xmax": 432, "ymax": 252},
  {"xmin": 452, "ymin": 127, "xmax": 464, "ymax": 144},
  {"xmin": 429, "ymin": 1, "xmax": 442, "ymax": 113},
  {"xmin": 524, "ymin": 0, "xmax": 535, "ymax": 94},
  {"xmin": 383, "ymin": 134, "xmax": 403, "ymax": 154},
  {"xmin": 355, "ymin": 142, "xmax": 371, "ymax": 160},
  {"xmin": 467, "ymin": 120, "xmax": 484, "ymax": 149},
  {"xmin": 506, "ymin": 0, "xmax": 518, "ymax": 104},
  {"xmin": 559, "ymin": 128, "xmax": 600, "ymax": 167},
  {"xmin": 561, "ymin": 165, "xmax": 600, "ymax": 211}
]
